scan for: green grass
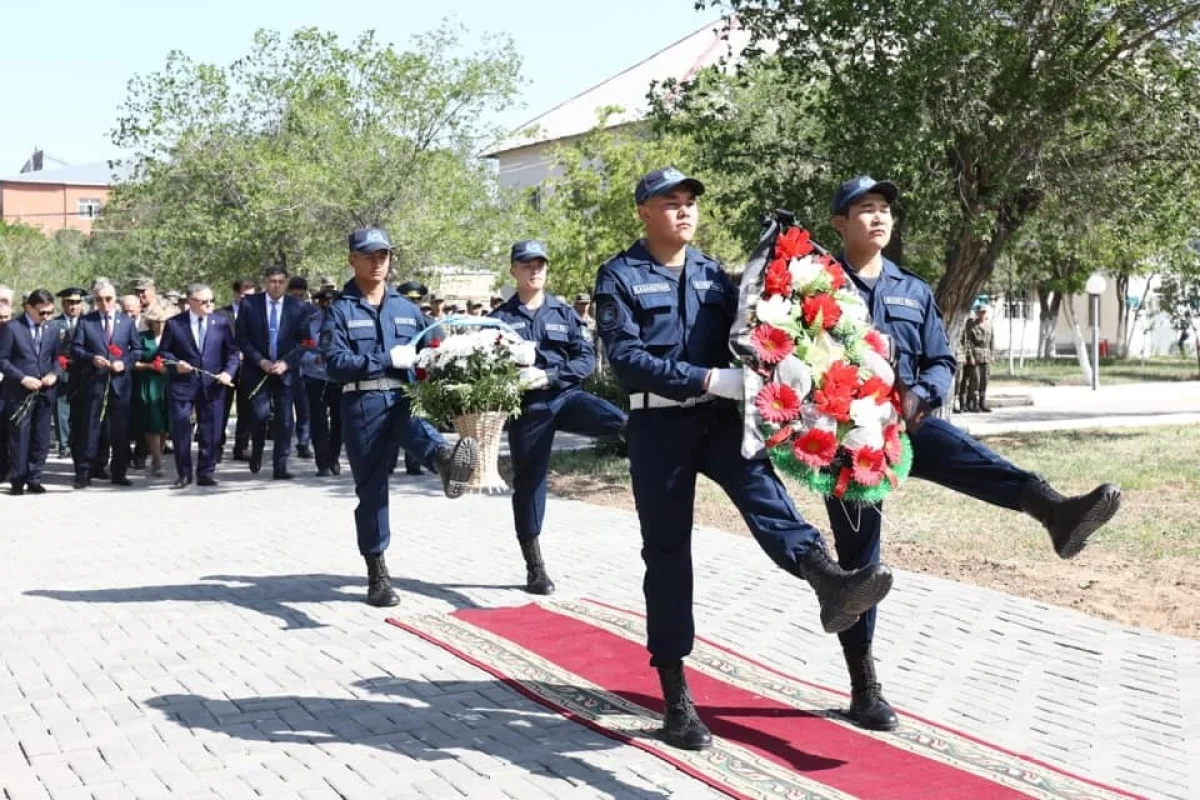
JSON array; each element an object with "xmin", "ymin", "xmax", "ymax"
[{"xmin": 988, "ymin": 357, "xmax": 1199, "ymax": 386}]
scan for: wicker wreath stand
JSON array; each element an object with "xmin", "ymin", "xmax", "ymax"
[{"xmin": 452, "ymin": 411, "xmax": 509, "ymax": 494}]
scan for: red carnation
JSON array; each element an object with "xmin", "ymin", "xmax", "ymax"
[
  {"xmin": 793, "ymin": 428, "xmax": 838, "ymax": 469},
  {"xmin": 415, "ymin": 367, "xmax": 428, "ymax": 381},
  {"xmin": 152, "ymin": 356, "xmax": 166, "ymax": 374},
  {"xmin": 883, "ymin": 423, "xmax": 903, "ymax": 463},
  {"xmin": 754, "ymin": 382, "xmax": 800, "ymax": 424},
  {"xmin": 813, "ymin": 361, "xmax": 859, "ymax": 421},
  {"xmin": 751, "ymin": 324, "xmax": 795, "ymax": 365},
  {"xmin": 851, "ymin": 446, "xmax": 887, "ymax": 487},
  {"xmin": 775, "ymin": 227, "xmax": 814, "ymax": 262},
  {"xmin": 57, "ymin": 355, "xmax": 69, "ymax": 370},
  {"xmin": 764, "ymin": 258, "xmax": 792, "ymax": 298},
  {"xmin": 864, "ymin": 330, "xmax": 890, "ymax": 358},
  {"xmin": 857, "ymin": 375, "xmax": 891, "ymax": 402},
  {"xmin": 300, "ymin": 338, "xmax": 317, "ymax": 349},
  {"xmin": 824, "ymin": 260, "xmax": 848, "ymax": 291},
  {"xmin": 801, "ymin": 293, "xmax": 842, "ymax": 330},
  {"xmin": 107, "ymin": 344, "xmax": 123, "ymax": 357},
  {"xmin": 822, "ymin": 360, "xmax": 861, "ymax": 392}
]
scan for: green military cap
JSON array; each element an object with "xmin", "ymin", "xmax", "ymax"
[{"xmin": 56, "ymin": 287, "xmax": 87, "ymax": 303}]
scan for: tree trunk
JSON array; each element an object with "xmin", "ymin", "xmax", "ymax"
[
  {"xmin": 1122, "ymin": 274, "xmax": 1155, "ymax": 358},
  {"xmin": 1115, "ymin": 274, "xmax": 1129, "ymax": 358},
  {"xmin": 1036, "ymin": 285, "xmax": 1062, "ymax": 359},
  {"xmin": 1061, "ymin": 297, "xmax": 1094, "ymax": 385}
]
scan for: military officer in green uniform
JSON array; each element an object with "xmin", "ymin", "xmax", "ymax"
[
  {"xmin": 962, "ymin": 304, "xmax": 995, "ymax": 413},
  {"xmin": 51, "ymin": 287, "xmax": 87, "ymax": 458}
]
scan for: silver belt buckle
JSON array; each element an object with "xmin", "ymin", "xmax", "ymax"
[{"xmin": 679, "ymin": 396, "xmax": 699, "ymax": 409}]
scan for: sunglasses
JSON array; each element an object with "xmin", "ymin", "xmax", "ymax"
[
  {"xmin": 191, "ymin": 298, "xmax": 215, "ymax": 305},
  {"xmin": 33, "ymin": 308, "xmax": 55, "ymax": 317}
]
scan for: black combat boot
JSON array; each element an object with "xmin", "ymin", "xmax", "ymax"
[
  {"xmin": 843, "ymin": 644, "xmax": 898, "ymax": 731},
  {"xmin": 1020, "ymin": 478, "xmax": 1122, "ymax": 559},
  {"xmin": 519, "ymin": 538, "xmax": 555, "ymax": 595},
  {"xmin": 655, "ymin": 662, "xmax": 712, "ymax": 750},
  {"xmin": 433, "ymin": 438, "xmax": 478, "ymax": 499},
  {"xmin": 794, "ymin": 546, "xmax": 894, "ymax": 634},
  {"xmin": 365, "ymin": 554, "xmax": 399, "ymax": 607}
]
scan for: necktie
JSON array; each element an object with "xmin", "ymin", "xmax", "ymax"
[
  {"xmin": 103, "ymin": 314, "xmax": 113, "ymax": 342},
  {"xmin": 33, "ymin": 323, "xmax": 42, "ymax": 349},
  {"xmin": 197, "ymin": 317, "xmax": 206, "ymax": 350},
  {"xmin": 268, "ymin": 301, "xmax": 279, "ymax": 361}
]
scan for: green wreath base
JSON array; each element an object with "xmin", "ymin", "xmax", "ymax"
[{"xmin": 768, "ymin": 431, "xmax": 914, "ymax": 505}]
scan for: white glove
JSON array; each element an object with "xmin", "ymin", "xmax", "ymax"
[
  {"xmin": 512, "ymin": 340, "xmax": 537, "ymax": 366},
  {"xmin": 706, "ymin": 367, "xmax": 743, "ymax": 400},
  {"xmin": 389, "ymin": 344, "xmax": 417, "ymax": 370},
  {"xmin": 518, "ymin": 366, "xmax": 550, "ymax": 390}
]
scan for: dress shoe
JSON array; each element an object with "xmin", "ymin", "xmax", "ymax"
[
  {"xmin": 405, "ymin": 467, "xmax": 424, "ymax": 476},
  {"xmin": 296, "ymin": 445, "xmax": 313, "ymax": 459},
  {"xmin": 58, "ymin": 447, "xmax": 71, "ymax": 459},
  {"xmin": 111, "ymin": 476, "xmax": 133, "ymax": 487},
  {"xmin": 317, "ymin": 467, "xmax": 333, "ymax": 477},
  {"xmin": 26, "ymin": 483, "xmax": 46, "ymax": 494},
  {"xmin": 249, "ymin": 448, "xmax": 263, "ymax": 474},
  {"xmin": 9, "ymin": 485, "xmax": 25, "ymax": 496},
  {"xmin": 979, "ymin": 405, "xmax": 992, "ymax": 413},
  {"xmin": 73, "ymin": 476, "xmax": 91, "ymax": 489},
  {"xmin": 329, "ymin": 462, "xmax": 341, "ymax": 475},
  {"xmin": 171, "ymin": 476, "xmax": 193, "ymax": 490},
  {"xmin": 197, "ymin": 475, "xmax": 218, "ymax": 487},
  {"xmin": 93, "ymin": 467, "xmax": 111, "ymax": 481},
  {"xmin": 273, "ymin": 470, "xmax": 294, "ymax": 480},
  {"xmin": 232, "ymin": 449, "xmax": 249, "ymax": 462}
]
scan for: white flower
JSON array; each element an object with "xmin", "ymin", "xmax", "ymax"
[
  {"xmin": 806, "ymin": 331, "xmax": 845, "ymax": 377},
  {"xmin": 849, "ymin": 396, "xmax": 892, "ymax": 429},
  {"xmin": 843, "ymin": 425, "xmax": 884, "ymax": 452},
  {"xmin": 775, "ymin": 355, "xmax": 813, "ymax": 399},
  {"xmin": 836, "ymin": 290, "xmax": 870, "ymax": 323},
  {"xmin": 512, "ymin": 340, "xmax": 536, "ymax": 366},
  {"xmin": 861, "ymin": 348, "xmax": 894, "ymax": 388},
  {"xmin": 755, "ymin": 295, "xmax": 794, "ymax": 326},
  {"xmin": 789, "ymin": 255, "xmax": 825, "ymax": 288},
  {"xmin": 800, "ymin": 403, "xmax": 839, "ymax": 432}
]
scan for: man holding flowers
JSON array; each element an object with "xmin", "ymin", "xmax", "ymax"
[
  {"xmin": 592, "ymin": 167, "xmax": 895, "ymax": 752},
  {"xmin": 823, "ymin": 176, "xmax": 1123, "ymax": 731},
  {"xmin": 320, "ymin": 227, "xmax": 479, "ymax": 608},
  {"xmin": 490, "ymin": 240, "xmax": 627, "ymax": 596}
]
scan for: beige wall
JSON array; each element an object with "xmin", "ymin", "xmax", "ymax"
[{"xmin": 0, "ymin": 182, "xmax": 110, "ymax": 234}]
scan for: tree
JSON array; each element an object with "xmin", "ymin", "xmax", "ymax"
[
  {"xmin": 0, "ymin": 222, "xmax": 96, "ymax": 295},
  {"xmin": 1155, "ymin": 246, "xmax": 1200, "ymax": 374},
  {"xmin": 682, "ymin": 1, "xmax": 1200, "ymax": 342},
  {"xmin": 530, "ymin": 111, "xmax": 746, "ymax": 298},
  {"xmin": 96, "ymin": 26, "xmax": 527, "ymax": 294}
]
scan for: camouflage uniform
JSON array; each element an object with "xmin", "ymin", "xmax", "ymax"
[{"xmin": 962, "ymin": 315, "xmax": 994, "ymax": 412}]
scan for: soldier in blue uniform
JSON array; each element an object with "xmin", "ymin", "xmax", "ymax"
[
  {"xmin": 825, "ymin": 175, "xmax": 1123, "ymax": 731},
  {"xmin": 491, "ymin": 240, "xmax": 627, "ymax": 595},
  {"xmin": 320, "ymin": 227, "xmax": 480, "ymax": 608},
  {"xmin": 593, "ymin": 167, "xmax": 895, "ymax": 751}
]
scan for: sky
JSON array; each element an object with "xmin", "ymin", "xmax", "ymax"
[{"xmin": 0, "ymin": 0, "xmax": 717, "ymax": 174}]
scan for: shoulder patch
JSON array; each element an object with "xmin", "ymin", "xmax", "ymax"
[
  {"xmin": 319, "ymin": 330, "xmax": 332, "ymax": 348},
  {"xmin": 632, "ymin": 282, "xmax": 671, "ymax": 295},
  {"xmin": 597, "ymin": 298, "xmax": 621, "ymax": 332}
]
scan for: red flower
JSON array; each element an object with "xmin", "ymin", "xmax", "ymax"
[
  {"xmin": 813, "ymin": 360, "xmax": 859, "ymax": 421},
  {"xmin": 57, "ymin": 355, "xmax": 69, "ymax": 370},
  {"xmin": 822, "ymin": 360, "xmax": 861, "ymax": 392},
  {"xmin": 851, "ymin": 446, "xmax": 887, "ymax": 487},
  {"xmin": 754, "ymin": 383, "xmax": 800, "ymax": 424},
  {"xmin": 300, "ymin": 338, "xmax": 317, "ymax": 349},
  {"xmin": 415, "ymin": 367, "xmax": 428, "ymax": 381},
  {"xmin": 834, "ymin": 467, "xmax": 853, "ymax": 498},
  {"xmin": 857, "ymin": 375, "xmax": 891, "ymax": 402},
  {"xmin": 751, "ymin": 324, "xmax": 795, "ymax": 365},
  {"xmin": 775, "ymin": 227, "xmax": 814, "ymax": 262},
  {"xmin": 864, "ymin": 330, "xmax": 890, "ymax": 358},
  {"xmin": 765, "ymin": 426, "xmax": 794, "ymax": 448},
  {"xmin": 764, "ymin": 258, "xmax": 792, "ymax": 297},
  {"xmin": 824, "ymin": 260, "xmax": 848, "ymax": 291},
  {"xmin": 793, "ymin": 428, "xmax": 838, "ymax": 469},
  {"xmin": 883, "ymin": 423, "xmax": 903, "ymax": 463},
  {"xmin": 107, "ymin": 344, "xmax": 123, "ymax": 357},
  {"xmin": 801, "ymin": 293, "xmax": 842, "ymax": 330},
  {"xmin": 152, "ymin": 356, "xmax": 166, "ymax": 374}
]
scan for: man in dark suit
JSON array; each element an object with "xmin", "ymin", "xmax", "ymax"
[
  {"xmin": 70, "ymin": 279, "xmax": 141, "ymax": 488},
  {"xmin": 0, "ymin": 289, "xmax": 61, "ymax": 494},
  {"xmin": 218, "ymin": 277, "xmax": 256, "ymax": 461},
  {"xmin": 236, "ymin": 266, "xmax": 308, "ymax": 480},
  {"xmin": 0, "ymin": 284, "xmax": 17, "ymax": 482},
  {"xmin": 159, "ymin": 283, "xmax": 239, "ymax": 488}
]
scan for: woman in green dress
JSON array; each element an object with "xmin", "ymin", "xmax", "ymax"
[{"xmin": 132, "ymin": 302, "xmax": 174, "ymax": 476}]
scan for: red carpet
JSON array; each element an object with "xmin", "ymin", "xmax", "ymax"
[{"xmin": 388, "ymin": 599, "xmax": 1142, "ymax": 800}]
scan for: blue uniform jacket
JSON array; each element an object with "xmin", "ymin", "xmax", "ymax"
[
  {"xmin": 489, "ymin": 294, "xmax": 594, "ymax": 392},
  {"xmin": 840, "ymin": 255, "xmax": 956, "ymax": 409},
  {"xmin": 299, "ymin": 307, "xmax": 334, "ymax": 383},
  {"xmin": 319, "ymin": 281, "xmax": 427, "ymax": 384},
  {"xmin": 593, "ymin": 240, "xmax": 737, "ymax": 401},
  {"xmin": 70, "ymin": 311, "xmax": 141, "ymax": 397}
]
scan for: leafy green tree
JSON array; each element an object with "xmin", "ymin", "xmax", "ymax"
[
  {"xmin": 530, "ymin": 111, "xmax": 747, "ymax": 298},
  {"xmin": 96, "ymin": 26, "xmax": 527, "ymax": 296},
  {"xmin": 0, "ymin": 222, "xmax": 95, "ymax": 295},
  {"xmin": 679, "ymin": 1, "xmax": 1200, "ymax": 341},
  {"xmin": 1155, "ymin": 246, "xmax": 1200, "ymax": 373}
]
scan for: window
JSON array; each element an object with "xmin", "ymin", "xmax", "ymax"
[
  {"xmin": 1003, "ymin": 293, "xmax": 1031, "ymax": 319},
  {"xmin": 78, "ymin": 198, "xmax": 102, "ymax": 219}
]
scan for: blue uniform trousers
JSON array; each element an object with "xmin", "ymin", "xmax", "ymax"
[
  {"xmin": 249, "ymin": 377, "xmax": 294, "ymax": 474},
  {"xmin": 508, "ymin": 388, "xmax": 626, "ymax": 541},
  {"xmin": 627, "ymin": 400, "xmax": 824, "ymax": 665},
  {"xmin": 6, "ymin": 389, "xmax": 54, "ymax": 486},
  {"xmin": 305, "ymin": 378, "xmax": 342, "ymax": 471},
  {"xmin": 827, "ymin": 416, "xmax": 1033, "ymax": 649},
  {"xmin": 341, "ymin": 389, "xmax": 443, "ymax": 556}
]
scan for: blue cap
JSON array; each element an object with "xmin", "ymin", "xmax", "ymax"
[
  {"xmin": 831, "ymin": 176, "xmax": 899, "ymax": 215},
  {"xmin": 634, "ymin": 166, "xmax": 705, "ymax": 205},
  {"xmin": 348, "ymin": 227, "xmax": 393, "ymax": 253},
  {"xmin": 510, "ymin": 240, "xmax": 550, "ymax": 263}
]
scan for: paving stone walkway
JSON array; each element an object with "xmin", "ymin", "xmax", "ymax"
[{"xmin": 1, "ymin": 448, "xmax": 1197, "ymax": 799}]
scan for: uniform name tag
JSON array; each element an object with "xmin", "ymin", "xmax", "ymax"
[
  {"xmin": 692, "ymin": 279, "xmax": 714, "ymax": 291},
  {"xmin": 632, "ymin": 282, "xmax": 671, "ymax": 295},
  {"xmin": 508, "ymin": 321, "xmax": 528, "ymax": 329},
  {"xmin": 392, "ymin": 317, "xmax": 416, "ymax": 326},
  {"xmin": 883, "ymin": 296, "xmax": 921, "ymax": 311},
  {"xmin": 347, "ymin": 319, "xmax": 374, "ymax": 329},
  {"xmin": 545, "ymin": 323, "xmax": 568, "ymax": 333}
]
